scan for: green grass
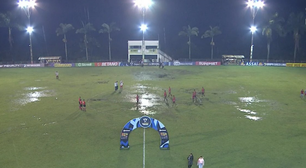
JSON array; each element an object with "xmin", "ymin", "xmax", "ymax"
[{"xmin": 0, "ymin": 66, "xmax": 306, "ymax": 168}]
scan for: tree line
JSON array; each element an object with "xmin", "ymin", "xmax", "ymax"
[{"xmin": 178, "ymin": 12, "xmax": 306, "ymax": 62}]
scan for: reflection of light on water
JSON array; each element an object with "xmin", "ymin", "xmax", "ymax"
[
  {"xmin": 245, "ymin": 115, "xmax": 261, "ymax": 121},
  {"xmin": 129, "ymin": 93, "xmax": 160, "ymax": 115},
  {"xmin": 236, "ymin": 107, "xmax": 257, "ymax": 115},
  {"xmin": 14, "ymin": 87, "xmax": 55, "ymax": 106},
  {"xmin": 236, "ymin": 97, "xmax": 264, "ymax": 121},
  {"xmin": 129, "ymin": 84, "xmax": 161, "ymax": 115},
  {"xmin": 24, "ymin": 87, "xmax": 46, "ymax": 91},
  {"xmin": 239, "ymin": 97, "xmax": 267, "ymax": 104}
]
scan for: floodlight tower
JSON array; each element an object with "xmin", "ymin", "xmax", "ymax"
[
  {"xmin": 26, "ymin": 26, "xmax": 34, "ymax": 64},
  {"xmin": 18, "ymin": 0, "xmax": 36, "ymax": 64},
  {"xmin": 18, "ymin": 0, "xmax": 36, "ymax": 21},
  {"xmin": 140, "ymin": 24, "xmax": 148, "ymax": 55},
  {"xmin": 247, "ymin": 0, "xmax": 264, "ymax": 62},
  {"xmin": 134, "ymin": 0, "xmax": 153, "ymax": 60}
]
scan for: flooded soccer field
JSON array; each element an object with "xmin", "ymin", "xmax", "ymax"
[{"xmin": 0, "ymin": 66, "xmax": 305, "ymax": 168}]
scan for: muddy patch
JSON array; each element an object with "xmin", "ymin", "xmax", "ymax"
[
  {"xmin": 158, "ymin": 74, "xmax": 167, "ymax": 78},
  {"xmin": 97, "ymin": 80, "xmax": 109, "ymax": 84},
  {"xmin": 133, "ymin": 70, "xmax": 172, "ymax": 81},
  {"xmin": 88, "ymin": 98, "xmax": 107, "ymax": 101}
]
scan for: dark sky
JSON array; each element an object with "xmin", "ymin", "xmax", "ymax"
[{"xmin": 1, "ymin": 0, "xmax": 306, "ymax": 62}]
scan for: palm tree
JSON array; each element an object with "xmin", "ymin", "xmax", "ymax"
[
  {"xmin": 76, "ymin": 22, "xmax": 96, "ymax": 61},
  {"xmin": 0, "ymin": 12, "xmax": 21, "ymax": 50},
  {"xmin": 99, "ymin": 22, "xmax": 120, "ymax": 61},
  {"xmin": 56, "ymin": 23, "xmax": 74, "ymax": 61},
  {"xmin": 178, "ymin": 25, "xmax": 199, "ymax": 59},
  {"xmin": 201, "ymin": 26, "xmax": 221, "ymax": 59},
  {"xmin": 262, "ymin": 13, "xmax": 284, "ymax": 62},
  {"xmin": 286, "ymin": 12, "xmax": 306, "ymax": 62}
]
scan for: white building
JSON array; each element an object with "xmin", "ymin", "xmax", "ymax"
[{"xmin": 127, "ymin": 40, "xmax": 172, "ymax": 63}]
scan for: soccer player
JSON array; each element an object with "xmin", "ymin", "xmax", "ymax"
[
  {"xmin": 79, "ymin": 97, "xmax": 82, "ymax": 110},
  {"xmin": 301, "ymin": 89, "xmax": 304, "ymax": 98},
  {"xmin": 79, "ymin": 98, "xmax": 83, "ymax": 110},
  {"xmin": 172, "ymin": 95, "xmax": 176, "ymax": 106},
  {"xmin": 192, "ymin": 89, "xmax": 197, "ymax": 103},
  {"xmin": 168, "ymin": 87, "xmax": 172, "ymax": 97},
  {"xmin": 120, "ymin": 81, "xmax": 124, "ymax": 91},
  {"xmin": 82, "ymin": 99, "xmax": 86, "ymax": 111},
  {"xmin": 55, "ymin": 71, "xmax": 59, "ymax": 79},
  {"xmin": 136, "ymin": 94, "xmax": 139, "ymax": 105},
  {"xmin": 141, "ymin": 59, "xmax": 144, "ymax": 67},
  {"xmin": 114, "ymin": 81, "xmax": 118, "ymax": 91},
  {"xmin": 201, "ymin": 87, "xmax": 205, "ymax": 97},
  {"xmin": 164, "ymin": 90, "xmax": 168, "ymax": 102}
]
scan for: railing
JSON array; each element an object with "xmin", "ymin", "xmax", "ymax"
[{"xmin": 158, "ymin": 49, "xmax": 172, "ymax": 61}]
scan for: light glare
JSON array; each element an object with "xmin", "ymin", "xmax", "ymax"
[
  {"xmin": 247, "ymin": 0, "xmax": 264, "ymax": 8},
  {"xmin": 250, "ymin": 26, "xmax": 257, "ymax": 33},
  {"xmin": 134, "ymin": 0, "xmax": 153, "ymax": 9},
  {"xmin": 18, "ymin": 0, "xmax": 36, "ymax": 8},
  {"xmin": 140, "ymin": 24, "xmax": 148, "ymax": 32},
  {"xmin": 26, "ymin": 26, "xmax": 34, "ymax": 33}
]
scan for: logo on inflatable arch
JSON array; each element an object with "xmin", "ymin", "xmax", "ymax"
[
  {"xmin": 139, "ymin": 116, "xmax": 152, "ymax": 128},
  {"xmin": 120, "ymin": 116, "xmax": 170, "ymax": 150}
]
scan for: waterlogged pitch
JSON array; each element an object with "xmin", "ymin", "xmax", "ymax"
[{"xmin": 0, "ymin": 66, "xmax": 305, "ymax": 168}]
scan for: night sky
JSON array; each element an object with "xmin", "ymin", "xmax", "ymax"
[{"xmin": 0, "ymin": 0, "xmax": 306, "ymax": 62}]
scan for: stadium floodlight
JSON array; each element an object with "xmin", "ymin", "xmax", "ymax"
[
  {"xmin": 19, "ymin": 0, "xmax": 36, "ymax": 64},
  {"xmin": 250, "ymin": 26, "xmax": 257, "ymax": 33},
  {"xmin": 26, "ymin": 26, "xmax": 34, "ymax": 64},
  {"xmin": 140, "ymin": 24, "xmax": 148, "ymax": 61},
  {"xmin": 18, "ymin": 0, "xmax": 36, "ymax": 8},
  {"xmin": 140, "ymin": 24, "xmax": 148, "ymax": 32},
  {"xmin": 26, "ymin": 26, "xmax": 34, "ymax": 34},
  {"xmin": 247, "ymin": 0, "xmax": 264, "ymax": 8},
  {"xmin": 134, "ymin": 0, "xmax": 153, "ymax": 61},
  {"xmin": 246, "ymin": 0, "xmax": 264, "ymax": 62},
  {"xmin": 18, "ymin": 0, "xmax": 36, "ymax": 19},
  {"xmin": 134, "ymin": 0, "xmax": 153, "ymax": 9}
]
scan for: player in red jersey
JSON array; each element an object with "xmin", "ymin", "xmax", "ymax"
[
  {"xmin": 301, "ymin": 89, "xmax": 304, "ymax": 98},
  {"xmin": 164, "ymin": 90, "xmax": 168, "ymax": 102},
  {"xmin": 82, "ymin": 99, "xmax": 86, "ymax": 111},
  {"xmin": 172, "ymin": 95, "xmax": 176, "ymax": 106},
  {"xmin": 192, "ymin": 89, "xmax": 197, "ymax": 103},
  {"xmin": 79, "ymin": 97, "xmax": 82, "ymax": 110},
  {"xmin": 168, "ymin": 87, "xmax": 172, "ymax": 97},
  {"xmin": 201, "ymin": 87, "xmax": 205, "ymax": 97},
  {"xmin": 136, "ymin": 94, "xmax": 139, "ymax": 105}
]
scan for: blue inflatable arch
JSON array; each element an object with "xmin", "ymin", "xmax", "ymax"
[{"xmin": 120, "ymin": 116, "xmax": 169, "ymax": 149}]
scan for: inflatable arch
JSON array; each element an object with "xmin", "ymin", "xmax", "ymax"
[{"xmin": 120, "ymin": 116, "xmax": 170, "ymax": 149}]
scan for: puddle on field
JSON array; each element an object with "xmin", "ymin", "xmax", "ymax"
[
  {"xmin": 129, "ymin": 84, "xmax": 162, "ymax": 115},
  {"xmin": 236, "ymin": 97, "xmax": 264, "ymax": 121},
  {"xmin": 245, "ymin": 115, "xmax": 261, "ymax": 121},
  {"xmin": 236, "ymin": 106, "xmax": 262, "ymax": 121},
  {"xmin": 24, "ymin": 87, "xmax": 46, "ymax": 91},
  {"xmin": 239, "ymin": 97, "xmax": 268, "ymax": 104},
  {"xmin": 12, "ymin": 87, "xmax": 55, "ymax": 107},
  {"xmin": 236, "ymin": 107, "xmax": 257, "ymax": 115}
]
